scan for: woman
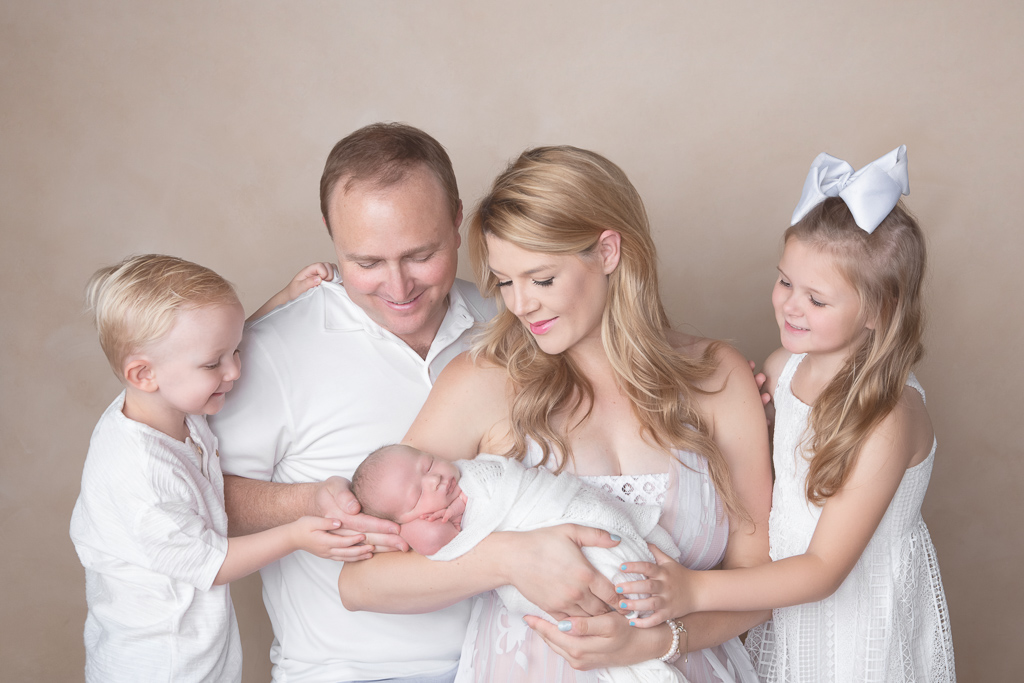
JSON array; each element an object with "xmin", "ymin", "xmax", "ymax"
[{"xmin": 341, "ymin": 146, "xmax": 772, "ymax": 681}]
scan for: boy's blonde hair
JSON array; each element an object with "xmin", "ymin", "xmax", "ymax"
[{"xmin": 85, "ymin": 254, "xmax": 239, "ymax": 377}]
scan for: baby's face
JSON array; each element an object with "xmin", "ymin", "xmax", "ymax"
[{"xmin": 376, "ymin": 446, "xmax": 462, "ymax": 524}]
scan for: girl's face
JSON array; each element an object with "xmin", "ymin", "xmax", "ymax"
[
  {"xmin": 485, "ymin": 231, "xmax": 620, "ymax": 357},
  {"xmin": 772, "ymin": 238, "xmax": 872, "ymax": 360}
]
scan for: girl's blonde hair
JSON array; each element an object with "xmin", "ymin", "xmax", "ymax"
[
  {"xmin": 788, "ymin": 197, "xmax": 926, "ymax": 504},
  {"xmin": 468, "ymin": 146, "xmax": 741, "ymax": 516},
  {"xmin": 86, "ymin": 254, "xmax": 239, "ymax": 377}
]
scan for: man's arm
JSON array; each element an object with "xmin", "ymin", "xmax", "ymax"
[{"xmin": 224, "ymin": 474, "xmax": 406, "ymax": 555}]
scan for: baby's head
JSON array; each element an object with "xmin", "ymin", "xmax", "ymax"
[
  {"xmin": 86, "ymin": 254, "xmax": 244, "ymax": 414},
  {"xmin": 351, "ymin": 445, "xmax": 462, "ymax": 523}
]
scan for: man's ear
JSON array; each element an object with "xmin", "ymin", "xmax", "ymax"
[
  {"xmin": 124, "ymin": 357, "xmax": 159, "ymax": 393},
  {"xmin": 452, "ymin": 200, "xmax": 464, "ymax": 249},
  {"xmin": 597, "ymin": 229, "xmax": 622, "ymax": 274}
]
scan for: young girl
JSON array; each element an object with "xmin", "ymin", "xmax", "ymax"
[{"xmin": 618, "ymin": 146, "xmax": 956, "ymax": 682}]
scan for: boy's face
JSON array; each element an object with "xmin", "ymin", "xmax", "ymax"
[
  {"xmin": 143, "ymin": 302, "xmax": 245, "ymax": 417},
  {"xmin": 375, "ymin": 446, "xmax": 462, "ymax": 524}
]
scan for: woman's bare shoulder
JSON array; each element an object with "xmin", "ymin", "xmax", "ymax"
[{"xmin": 437, "ymin": 350, "xmax": 508, "ymax": 388}]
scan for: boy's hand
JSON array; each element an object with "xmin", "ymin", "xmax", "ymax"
[
  {"xmin": 247, "ymin": 262, "xmax": 338, "ymax": 323},
  {"xmin": 314, "ymin": 476, "xmax": 409, "ymax": 556},
  {"xmin": 286, "ymin": 262, "xmax": 335, "ymax": 301},
  {"xmin": 290, "ymin": 516, "xmax": 367, "ymax": 561}
]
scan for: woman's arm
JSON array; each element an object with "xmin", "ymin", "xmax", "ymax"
[
  {"xmin": 340, "ymin": 352, "xmax": 623, "ymax": 618},
  {"xmin": 533, "ymin": 343, "xmax": 775, "ymax": 662},
  {"xmin": 340, "ymin": 524, "xmax": 622, "ymax": 617}
]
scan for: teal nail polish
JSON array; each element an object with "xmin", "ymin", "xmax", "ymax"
[
  {"xmin": 620, "ymin": 564, "xmax": 628, "ymax": 571},
  {"xmin": 615, "ymin": 586, "xmax": 624, "ymax": 594},
  {"xmin": 557, "ymin": 620, "xmax": 571, "ymax": 632},
  {"xmin": 620, "ymin": 602, "xmax": 628, "ymax": 609},
  {"xmin": 629, "ymin": 620, "xmax": 636, "ymax": 627},
  {"xmin": 610, "ymin": 533, "xmax": 621, "ymax": 541}
]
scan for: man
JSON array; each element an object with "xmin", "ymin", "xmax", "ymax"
[{"xmin": 210, "ymin": 123, "xmax": 494, "ymax": 683}]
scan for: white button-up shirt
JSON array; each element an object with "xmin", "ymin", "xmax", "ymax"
[
  {"xmin": 71, "ymin": 393, "xmax": 242, "ymax": 683},
  {"xmin": 210, "ymin": 277, "xmax": 494, "ymax": 683}
]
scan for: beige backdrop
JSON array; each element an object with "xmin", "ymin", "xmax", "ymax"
[{"xmin": 2, "ymin": 1, "xmax": 1020, "ymax": 680}]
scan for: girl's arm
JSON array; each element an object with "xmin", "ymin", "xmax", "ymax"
[
  {"xmin": 214, "ymin": 515, "xmax": 352, "ymax": 585},
  {"xmin": 339, "ymin": 352, "xmax": 622, "ymax": 618},
  {"xmin": 246, "ymin": 262, "xmax": 335, "ymax": 323},
  {"xmin": 674, "ymin": 386, "xmax": 930, "ymax": 615}
]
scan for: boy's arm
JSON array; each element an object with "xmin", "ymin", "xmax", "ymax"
[
  {"xmin": 400, "ymin": 518, "xmax": 460, "ymax": 556},
  {"xmin": 246, "ymin": 262, "xmax": 335, "ymax": 323},
  {"xmin": 214, "ymin": 515, "xmax": 355, "ymax": 585}
]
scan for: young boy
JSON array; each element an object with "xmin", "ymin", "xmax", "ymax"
[{"xmin": 70, "ymin": 255, "xmax": 346, "ymax": 683}]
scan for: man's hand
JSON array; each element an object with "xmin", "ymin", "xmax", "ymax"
[{"xmin": 314, "ymin": 476, "xmax": 409, "ymax": 557}]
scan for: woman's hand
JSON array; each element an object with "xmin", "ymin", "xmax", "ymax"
[
  {"xmin": 525, "ymin": 611, "xmax": 673, "ymax": 670},
  {"xmin": 499, "ymin": 524, "xmax": 622, "ymax": 620},
  {"xmin": 614, "ymin": 544, "xmax": 699, "ymax": 628}
]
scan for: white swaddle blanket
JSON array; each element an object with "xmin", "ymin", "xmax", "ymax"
[{"xmin": 431, "ymin": 454, "xmax": 688, "ymax": 683}]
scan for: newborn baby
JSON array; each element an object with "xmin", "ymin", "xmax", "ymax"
[{"xmin": 351, "ymin": 445, "xmax": 688, "ymax": 683}]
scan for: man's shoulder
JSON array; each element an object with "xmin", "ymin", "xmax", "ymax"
[{"xmin": 451, "ymin": 278, "xmax": 496, "ymax": 323}]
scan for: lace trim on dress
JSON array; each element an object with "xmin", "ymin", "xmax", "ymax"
[{"xmin": 579, "ymin": 473, "xmax": 669, "ymax": 507}]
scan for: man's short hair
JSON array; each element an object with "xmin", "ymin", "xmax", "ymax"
[
  {"xmin": 85, "ymin": 254, "xmax": 239, "ymax": 377},
  {"xmin": 319, "ymin": 122, "xmax": 460, "ymax": 236}
]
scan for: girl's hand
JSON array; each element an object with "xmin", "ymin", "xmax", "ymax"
[
  {"xmin": 290, "ymin": 515, "xmax": 372, "ymax": 562},
  {"xmin": 615, "ymin": 544, "xmax": 698, "ymax": 627},
  {"xmin": 525, "ymin": 611, "xmax": 673, "ymax": 670}
]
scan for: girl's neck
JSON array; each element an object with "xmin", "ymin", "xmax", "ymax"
[
  {"xmin": 122, "ymin": 389, "xmax": 190, "ymax": 442},
  {"xmin": 792, "ymin": 350, "xmax": 849, "ymax": 405}
]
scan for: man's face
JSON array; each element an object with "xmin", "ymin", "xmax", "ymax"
[{"xmin": 328, "ymin": 166, "xmax": 461, "ymax": 356}]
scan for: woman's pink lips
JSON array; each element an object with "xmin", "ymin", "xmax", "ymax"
[{"xmin": 529, "ymin": 317, "xmax": 557, "ymax": 335}]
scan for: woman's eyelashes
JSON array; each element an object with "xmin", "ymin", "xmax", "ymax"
[{"xmin": 494, "ymin": 277, "xmax": 554, "ymax": 287}]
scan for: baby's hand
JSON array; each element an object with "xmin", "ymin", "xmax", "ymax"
[
  {"xmin": 290, "ymin": 516, "xmax": 369, "ymax": 562},
  {"xmin": 613, "ymin": 544, "xmax": 696, "ymax": 627}
]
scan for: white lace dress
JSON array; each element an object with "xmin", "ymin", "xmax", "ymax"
[
  {"xmin": 454, "ymin": 441, "xmax": 760, "ymax": 683},
  {"xmin": 745, "ymin": 354, "xmax": 956, "ymax": 682}
]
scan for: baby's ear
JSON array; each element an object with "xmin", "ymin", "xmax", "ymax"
[{"xmin": 124, "ymin": 357, "xmax": 158, "ymax": 393}]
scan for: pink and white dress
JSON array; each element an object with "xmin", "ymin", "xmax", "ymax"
[{"xmin": 454, "ymin": 441, "xmax": 760, "ymax": 683}]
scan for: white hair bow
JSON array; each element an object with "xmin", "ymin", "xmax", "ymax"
[{"xmin": 791, "ymin": 145, "xmax": 910, "ymax": 233}]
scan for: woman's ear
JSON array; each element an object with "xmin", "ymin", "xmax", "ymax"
[
  {"xmin": 597, "ymin": 230, "xmax": 622, "ymax": 274},
  {"xmin": 124, "ymin": 357, "xmax": 159, "ymax": 393}
]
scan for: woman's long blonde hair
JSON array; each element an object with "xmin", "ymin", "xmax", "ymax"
[
  {"xmin": 790, "ymin": 197, "xmax": 927, "ymax": 505},
  {"xmin": 468, "ymin": 146, "xmax": 741, "ymax": 516}
]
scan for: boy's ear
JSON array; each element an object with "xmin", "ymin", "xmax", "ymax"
[{"xmin": 124, "ymin": 357, "xmax": 159, "ymax": 393}]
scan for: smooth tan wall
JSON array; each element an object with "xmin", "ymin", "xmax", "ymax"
[{"xmin": 2, "ymin": 1, "xmax": 1019, "ymax": 680}]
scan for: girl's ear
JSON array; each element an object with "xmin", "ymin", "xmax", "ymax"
[
  {"xmin": 597, "ymin": 230, "xmax": 622, "ymax": 274},
  {"xmin": 124, "ymin": 357, "xmax": 159, "ymax": 393}
]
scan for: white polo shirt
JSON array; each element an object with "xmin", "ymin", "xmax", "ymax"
[
  {"xmin": 210, "ymin": 277, "xmax": 494, "ymax": 683},
  {"xmin": 70, "ymin": 393, "xmax": 242, "ymax": 683}
]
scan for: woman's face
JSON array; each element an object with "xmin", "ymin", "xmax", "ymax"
[{"xmin": 485, "ymin": 231, "xmax": 620, "ymax": 356}]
